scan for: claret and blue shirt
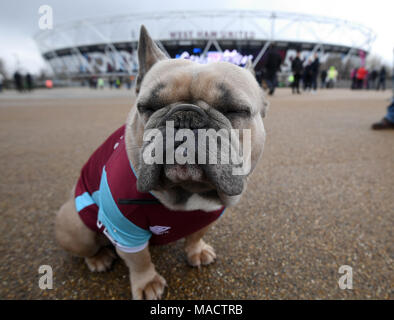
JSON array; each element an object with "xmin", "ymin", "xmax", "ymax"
[{"xmin": 75, "ymin": 125, "xmax": 225, "ymax": 253}]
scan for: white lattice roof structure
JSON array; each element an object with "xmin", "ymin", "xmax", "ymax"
[{"xmin": 34, "ymin": 10, "xmax": 376, "ymax": 76}]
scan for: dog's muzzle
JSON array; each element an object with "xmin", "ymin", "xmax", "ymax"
[
  {"xmin": 137, "ymin": 103, "xmax": 245, "ymax": 196},
  {"xmin": 158, "ymin": 104, "xmax": 209, "ymax": 130}
]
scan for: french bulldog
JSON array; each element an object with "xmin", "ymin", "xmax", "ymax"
[{"xmin": 55, "ymin": 25, "xmax": 268, "ymax": 300}]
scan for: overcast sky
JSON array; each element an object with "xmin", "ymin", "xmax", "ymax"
[{"xmin": 0, "ymin": 0, "xmax": 393, "ymax": 75}]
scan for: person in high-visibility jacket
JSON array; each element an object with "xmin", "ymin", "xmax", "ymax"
[
  {"xmin": 288, "ymin": 74, "xmax": 294, "ymax": 87},
  {"xmin": 327, "ymin": 66, "xmax": 338, "ymax": 89}
]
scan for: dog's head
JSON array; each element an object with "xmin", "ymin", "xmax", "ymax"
[{"xmin": 125, "ymin": 26, "xmax": 268, "ymax": 208}]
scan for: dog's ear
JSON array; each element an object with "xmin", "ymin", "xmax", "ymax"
[
  {"xmin": 136, "ymin": 25, "xmax": 168, "ymax": 93},
  {"xmin": 244, "ymin": 58, "xmax": 255, "ymax": 76}
]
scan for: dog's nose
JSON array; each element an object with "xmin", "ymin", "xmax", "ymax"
[{"xmin": 159, "ymin": 104, "xmax": 208, "ymax": 129}]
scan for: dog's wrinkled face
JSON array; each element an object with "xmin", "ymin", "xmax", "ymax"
[{"xmin": 126, "ymin": 26, "xmax": 267, "ymax": 208}]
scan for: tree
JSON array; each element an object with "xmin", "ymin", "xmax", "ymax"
[{"xmin": 366, "ymin": 54, "xmax": 383, "ymax": 71}]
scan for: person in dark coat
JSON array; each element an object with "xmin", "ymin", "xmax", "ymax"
[
  {"xmin": 303, "ymin": 61, "xmax": 313, "ymax": 91},
  {"xmin": 351, "ymin": 68, "xmax": 358, "ymax": 90},
  {"xmin": 13, "ymin": 71, "xmax": 23, "ymax": 92},
  {"xmin": 369, "ymin": 69, "xmax": 378, "ymax": 89},
  {"xmin": 377, "ymin": 66, "xmax": 386, "ymax": 91},
  {"xmin": 25, "ymin": 73, "xmax": 33, "ymax": 91},
  {"xmin": 291, "ymin": 51, "xmax": 303, "ymax": 94},
  {"xmin": 310, "ymin": 53, "xmax": 320, "ymax": 91},
  {"xmin": 320, "ymin": 69, "xmax": 327, "ymax": 88},
  {"xmin": 263, "ymin": 43, "xmax": 282, "ymax": 95},
  {"xmin": 0, "ymin": 73, "xmax": 4, "ymax": 92}
]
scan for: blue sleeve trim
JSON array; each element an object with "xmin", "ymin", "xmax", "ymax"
[
  {"xmin": 75, "ymin": 192, "xmax": 94, "ymax": 212},
  {"xmin": 75, "ymin": 191, "xmax": 100, "ymax": 212},
  {"xmin": 97, "ymin": 167, "xmax": 152, "ymax": 248}
]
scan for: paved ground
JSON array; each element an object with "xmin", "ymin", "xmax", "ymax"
[{"xmin": 0, "ymin": 88, "xmax": 393, "ymax": 300}]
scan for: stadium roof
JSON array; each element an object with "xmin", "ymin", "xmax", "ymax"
[
  {"xmin": 35, "ymin": 10, "xmax": 376, "ymax": 51},
  {"xmin": 34, "ymin": 10, "xmax": 376, "ymax": 75}
]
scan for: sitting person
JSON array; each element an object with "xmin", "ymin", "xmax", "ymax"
[{"xmin": 372, "ymin": 97, "xmax": 394, "ymax": 130}]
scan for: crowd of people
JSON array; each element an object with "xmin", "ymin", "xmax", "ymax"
[
  {"xmin": 257, "ymin": 46, "xmax": 393, "ymax": 130},
  {"xmin": 289, "ymin": 52, "xmax": 340, "ymax": 94},
  {"xmin": 259, "ymin": 47, "xmax": 340, "ymax": 96},
  {"xmin": 258, "ymin": 46, "xmax": 390, "ymax": 97},
  {"xmin": 88, "ymin": 75, "xmax": 135, "ymax": 89},
  {"xmin": 350, "ymin": 66, "xmax": 387, "ymax": 90},
  {"xmin": 0, "ymin": 72, "xmax": 136, "ymax": 92},
  {"xmin": 289, "ymin": 52, "xmax": 322, "ymax": 93},
  {"xmin": 2, "ymin": 53, "xmax": 393, "ymax": 131}
]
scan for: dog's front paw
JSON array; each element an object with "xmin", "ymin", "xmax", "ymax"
[
  {"xmin": 85, "ymin": 247, "xmax": 116, "ymax": 272},
  {"xmin": 130, "ymin": 269, "xmax": 167, "ymax": 300},
  {"xmin": 185, "ymin": 240, "xmax": 216, "ymax": 267}
]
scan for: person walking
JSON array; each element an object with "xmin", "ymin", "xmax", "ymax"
[
  {"xmin": 365, "ymin": 69, "xmax": 370, "ymax": 89},
  {"xmin": 25, "ymin": 73, "xmax": 33, "ymax": 91},
  {"xmin": 320, "ymin": 69, "xmax": 327, "ymax": 88},
  {"xmin": 356, "ymin": 66, "xmax": 367, "ymax": 89},
  {"xmin": 97, "ymin": 77, "xmax": 105, "ymax": 89},
  {"xmin": 377, "ymin": 66, "xmax": 386, "ymax": 91},
  {"xmin": 109, "ymin": 77, "xmax": 114, "ymax": 89},
  {"xmin": 369, "ymin": 69, "xmax": 378, "ymax": 89},
  {"xmin": 291, "ymin": 51, "xmax": 303, "ymax": 94},
  {"xmin": 13, "ymin": 71, "xmax": 23, "ymax": 92},
  {"xmin": 263, "ymin": 43, "xmax": 282, "ymax": 95},
  {"xmin": 303, "ymin": 60, "xmax": 313, "ymax": 91},
  {"xmin": 116, "ymin": 77, "xmax": 122, "ymax": 89},
  {"xmin": 0, "ymin": 73, "xmax": 4, "ymax": 92},
  {"xmin": 310, "ymin": 53, "xmax": 320, "ymax": 92},
  {"xmin": 350, "ymin": 68, "xmax": 358, "ymax": 89},
  {"xmin": 327, "ymin": 66, "xmax": 338, "ymax": 88}
]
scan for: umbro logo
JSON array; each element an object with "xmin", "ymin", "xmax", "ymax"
[{"xmin": 149, "ymin": 225, "xmax": 171, "ymax": 235}]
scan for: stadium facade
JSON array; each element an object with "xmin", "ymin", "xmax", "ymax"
[{"xmin": 34, "ymin": 10, "xmax": 376, "ymax": 77}]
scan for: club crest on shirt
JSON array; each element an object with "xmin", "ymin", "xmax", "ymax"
[{"xmin": 149, "ymin": 225, "xmax": 171, "ymax": 235}]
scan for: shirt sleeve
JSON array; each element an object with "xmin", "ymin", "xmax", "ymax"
[{"xmin": 97, "ymin": 167, "xmax": 152, "ymax": 253}]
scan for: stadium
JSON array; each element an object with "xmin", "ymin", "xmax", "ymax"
[{"xmin": 34, "ymin": 10, "xmax": 376, "ymax": 78}]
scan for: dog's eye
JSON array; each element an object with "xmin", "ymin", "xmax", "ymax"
[
  {"xmin": 137, "ymin": 103, "xmax": 160, "ymax": 115},
  {"xmin": 224, "ymin": 109, "xmax": 251, "ymax": 118}
]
